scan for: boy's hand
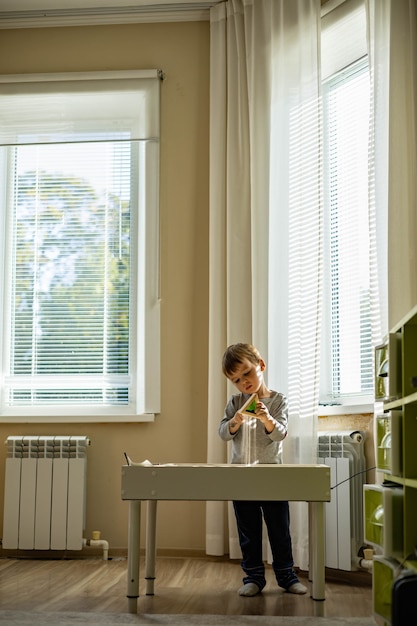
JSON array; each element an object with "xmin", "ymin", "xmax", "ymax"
[
  {"xmin": 229, "ymin": 411, "xmax": 244, "ymax": 433},
  {"xmin": 229, "ymin": 403, "xmax": 276, "ymax": 434},
  {"xmin": 255, "ymin": 401, "xmax": 276, "ymax": 433},
  {"xmin": 255, "ymin": 401, "xmax": 269, "ymax": 421}
]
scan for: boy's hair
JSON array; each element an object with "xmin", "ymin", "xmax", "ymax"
[{"xmin": 222, "ymin": 343, "xmax": 262, "ymax": 377}]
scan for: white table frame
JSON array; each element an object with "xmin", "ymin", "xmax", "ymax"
[{"xmin": 121, "ymin": 463, "xmax": 331, "ymax": 614}]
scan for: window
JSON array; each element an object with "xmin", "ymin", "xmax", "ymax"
[
  {"xmin": 0, "ymin": 71, "xmax": 161, "ymax": 421},
  {"xmin": 319, "ymin": 0, "xmax": 375, "ymax": 408},
  {"xmin": 320, "ymin": 58, "xmax": 372, "ymax": 406}
]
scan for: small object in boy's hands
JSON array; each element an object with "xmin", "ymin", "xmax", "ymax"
[{"xmin": 240, "ymin": 393, "xmax": 259, "ymax": 417}]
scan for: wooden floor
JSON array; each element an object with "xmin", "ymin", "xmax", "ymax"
[{"xmin": 0, "ymin": 555, "xmax": 373, "ymax": 618}]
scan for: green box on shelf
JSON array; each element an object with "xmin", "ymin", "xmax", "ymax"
[
  {"xmin": 375, "ymin": 410, "xmax": 403, "ymax": 476},
  {"xmin": 364, "ymin": 485, "xmax": 384, "ymax": 548},
  {"xmin": 376, "ymin": 414, "xmax": 391, "ymax": 472},
  {"xmin": 373, "ymin": 556, "xmax": 399, "ymax": 622},
  {"xmin": 363, "ymin": 484, "xmax": 403, "ymax": 558}
]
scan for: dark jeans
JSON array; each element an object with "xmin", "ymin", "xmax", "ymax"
[{"xmin": 233, "ymin": 500, "xmax": 297, "ymax": 590}]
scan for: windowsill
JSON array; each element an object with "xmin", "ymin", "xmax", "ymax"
[
  {"xmin": 0, "ymin": 413, "xmax": 156, "ymax": 424},
  {"xmin": 318, "ymin": 403, "xmax": 374, "ymax": 417}
]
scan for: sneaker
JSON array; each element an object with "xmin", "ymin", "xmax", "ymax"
[{"xmin": 238, "ymin": 582, "xmax": 261, "ymax": 596}]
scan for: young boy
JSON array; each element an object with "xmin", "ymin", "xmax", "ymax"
[{"xmin": 218, "ymin": 342, "xmax": 307, "ymax": 597}]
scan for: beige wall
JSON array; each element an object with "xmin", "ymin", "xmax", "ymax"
[{"xmin": 0, "ymin": 21, "xmax": 210, "ymax": 553}]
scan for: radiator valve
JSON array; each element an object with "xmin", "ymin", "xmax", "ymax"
[
  {"xmin": 359, "ymin": 548, "xmax": 373, "ymax": 571},
  {"xmin": 86, "ymin": 531, "xmax": 109, "ymax": 560}
]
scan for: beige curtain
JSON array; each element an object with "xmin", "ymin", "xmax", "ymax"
[
  {"xmin": 366, "ymin": 0, "xmax": 389, "ymax": 342},
  {"xmin": 206, "ymin": 0, "xmax": 322, "ymax": 571},
  {"xmin": 206, "ymin": 0, "xmax": 253, "ymax": 559}
]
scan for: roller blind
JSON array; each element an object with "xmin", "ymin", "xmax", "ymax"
[
  {"xmin": 321, "ymin": 0, "xmax": 367, "ymax": 80},
  {"xmin": 0, "ymin": 70, "xmax": 160, "ymax": 146}
]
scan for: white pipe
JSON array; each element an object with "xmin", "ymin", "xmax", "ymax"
[
  {"xmin": 359, "ymin": 547, "xmax": 374, "ymax": 571},
  {"xmin": 86, "ymin": 538, "xmax": 109, "ymax": 560},
  {"xmin": 358, "ymin": 557, "xmax": 373, "ymax": 571}
]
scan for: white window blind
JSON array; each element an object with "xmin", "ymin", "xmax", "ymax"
[
  {"xmin": 0, "ymin": 71, "xmax": 161, "ymax": 420},
  {"xmin": 321, "ymin": 59, "xmax": 372, "ymax": 402}
]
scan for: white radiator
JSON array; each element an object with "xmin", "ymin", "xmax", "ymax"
[
  {"xmin": 317, "ymin": 430, "xmax": 366, "ymax": 571},
  {"xmin": 2, "ymin": 435, "xmax": 89, "ymax": 551}
]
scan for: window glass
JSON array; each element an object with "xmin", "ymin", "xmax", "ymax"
[{"xmin": 320, "ymin": 58, "xmax": 372, "ymax": 404}]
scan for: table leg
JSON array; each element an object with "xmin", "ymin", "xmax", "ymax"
[
  {"xmin": 127, "ymin": 500, "xmax": 141, "ymax": 613},
  {"xmin": 309, "ymin": 501, "xmax": 325, "ymax": 601},
  {"xmin": 145, "ymin": 500, "xmax": 158, "ymax": 595}
]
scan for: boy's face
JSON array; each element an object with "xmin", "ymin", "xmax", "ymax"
[{"xmin": 228, "ymin": 357, "xmax": 265, "ymax": 395}]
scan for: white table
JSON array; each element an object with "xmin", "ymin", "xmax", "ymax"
[{"xmin": 121, "ymin": 463, "xmax": 331, "ymax": 614}]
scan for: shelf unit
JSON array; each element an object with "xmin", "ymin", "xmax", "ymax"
[{"xmin": 367, "ymin": 304, "xmax": 417, "ymax": 625}]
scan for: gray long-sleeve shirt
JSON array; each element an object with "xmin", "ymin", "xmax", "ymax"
[{"xmin": 218, "ymin": 390, "xmax": 288, "ymax": 464}]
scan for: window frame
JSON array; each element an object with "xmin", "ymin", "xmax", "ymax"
[
  {"xmin": 318, "ymin": 0, "xmax": 377, "ymax": 414},
  {"xmin": 0, "ymin": 70, "xmax": 161, "ymax": 423}
]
